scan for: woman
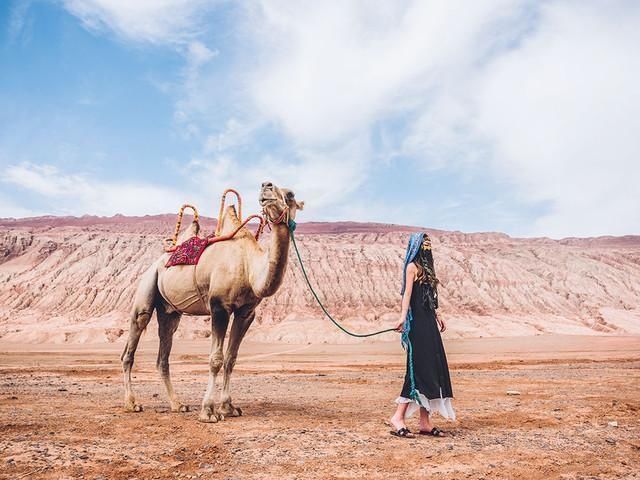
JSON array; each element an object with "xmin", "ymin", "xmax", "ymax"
[{"xmin": 389, "ymin": 232, "xmax": 455, "ymax": 438}]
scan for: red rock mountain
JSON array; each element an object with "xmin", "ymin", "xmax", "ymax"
[{"xmin": 0, "ymin": 215, "xmax": 638, "ymax": 343}]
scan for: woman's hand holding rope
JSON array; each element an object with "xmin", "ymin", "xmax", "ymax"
[{"xmin": 394, "ymin": 315, "xmax": 405, "ymax": 333}]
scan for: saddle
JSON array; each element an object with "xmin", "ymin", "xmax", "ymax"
[
  {"xmin": 165, "ymin": 236, "xmax": 210, "ymax": 267},
  {"xmin": 163, "ymin": 190, "xmax": 266, "ymax": 268}
]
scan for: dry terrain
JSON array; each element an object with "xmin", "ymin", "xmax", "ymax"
[
  {"xmin": 1, "ymin": 215, "xmax": 639, "ymax": 344},
  {"xmin": 1, "ymin": 215, "xmax": 639, "ymax": 478},
  {"xmin": 1, "ymin": 335, "xmax": 639, "ymax": 479}
]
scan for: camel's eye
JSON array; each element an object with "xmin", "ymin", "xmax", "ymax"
[{"xmin": 286, "ymin": 191, "xmax": 295, "ymax": 199}]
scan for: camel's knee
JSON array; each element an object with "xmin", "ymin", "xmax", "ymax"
[
  {"xmin": 209, "ymin": 354, "xmax": 223, "ymax": 375},
  {"xmin": 134, "ymin": 310, "xmax": 152, "ymax": 330}
]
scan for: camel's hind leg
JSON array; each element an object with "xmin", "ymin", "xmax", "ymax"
[
  {"xmin": 219, "ymin": 305, "xmax": 256, "ymax": 417},
  {"xmin": 121, "ymin": 263, "xmax": 158, "ymax": 412},
  {"xmin": 156, "ymin": 307, "xmax": 188, "ymax": 412},
  {"xmin": 198, "ymin": 304, "xmax": 229, "ymax": 423},
  {"xmin": 121, "ymin": 307, "xmax": 154, "ymax": 412}
]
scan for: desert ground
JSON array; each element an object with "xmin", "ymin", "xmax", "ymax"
[{"xmin": 1, "ymin": 334, "xmax": 639, "ymax": 479}]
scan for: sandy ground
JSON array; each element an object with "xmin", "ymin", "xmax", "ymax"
[{"xmin": 1, "ymin": 335, "xmax": 639, "ymax": 479}]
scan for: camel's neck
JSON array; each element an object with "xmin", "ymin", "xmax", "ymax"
[{"xmin": 250, "ymin": 222, "xmax": 290, "ymax": 298}]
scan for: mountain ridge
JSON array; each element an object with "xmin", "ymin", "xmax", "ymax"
[{"xmin": 1, "ymin": 215, "xmax": 638, "ymax": 344}]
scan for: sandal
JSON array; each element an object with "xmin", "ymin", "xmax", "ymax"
[
  {"xmin": 418, "ymin": 427, "xmax": 446, "ymax": 437},
  {"xmin": 390, "ymin": 427, "xmax": 415, "ymax": 438}
]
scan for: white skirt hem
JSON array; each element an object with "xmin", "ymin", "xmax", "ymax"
[{"xmin": 395, "ymin": 389, "xmax": 456, "ymax": 421}]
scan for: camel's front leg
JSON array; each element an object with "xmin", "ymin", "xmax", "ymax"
[
  {"xmin": 219, "ymin": 306, "xmax": 256, "ymax": 417},
  {"xmin": 198, "ymin": 306, "xmax": 229, "ymax": 423}
]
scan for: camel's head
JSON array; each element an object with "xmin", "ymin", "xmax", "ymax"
[{"xmin": 259, "ymin": 181, "xmax": 304, "ymax": 223}]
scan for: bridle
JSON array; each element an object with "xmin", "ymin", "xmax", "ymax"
[
  {"xmin": 262, "ymin": 202, "xmax": 290, "ymax": 228},
  {"xmin": 260, "ymin": 187, "xmax": 292, "ymax": 230}
]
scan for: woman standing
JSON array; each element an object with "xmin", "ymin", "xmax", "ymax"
[{"xmin": 389, "ymin": 232, "xmax": 455, "ymax": 438}]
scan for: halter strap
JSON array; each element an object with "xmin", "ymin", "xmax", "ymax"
[{"xmin": 263, "ymin": 204, "xmax": 290, "ymax": 226}]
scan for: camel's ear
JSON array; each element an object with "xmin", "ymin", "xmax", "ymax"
[{"xmin": 296, "ymin": 200, "xmax": 305, "ymax": 211}]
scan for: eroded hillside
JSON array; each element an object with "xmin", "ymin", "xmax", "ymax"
[{"xmin": 0, "ymin": 216, "xmax": 638, "ymax": 343}]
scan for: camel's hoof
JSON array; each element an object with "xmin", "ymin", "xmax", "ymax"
[
  {"xmin": 220, "ymin": 404, "xmax": 243, "ymax": 417},
  {"xmin": 198, "ymin": 410, "xmax": 224, "ymax": 423},
  {"xmin": 172, "ymin": 404, "xmax": 190, "ymax": 413},
  {"xmin": 229, "ymin": 406, "xmax": 242, "ymax": 417},
  {"xmin": 125, "ymin": 403, "xmax": 143, "ymax": 413}
]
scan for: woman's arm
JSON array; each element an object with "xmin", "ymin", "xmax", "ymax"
[{"xmin": 395, "ymin": 263, "xmax": 416, "ymax": 331}]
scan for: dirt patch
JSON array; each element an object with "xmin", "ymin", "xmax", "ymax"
[{"xmin": 1, "ymin": 336, "xmax": 639, "ymax": 479}]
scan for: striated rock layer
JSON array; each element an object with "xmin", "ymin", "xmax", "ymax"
[{"xmin": 0, "ymin": 215, "xmax": 639, "ymax": 344}]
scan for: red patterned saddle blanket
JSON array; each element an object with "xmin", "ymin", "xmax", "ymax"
[{"xmin": 166, "ymin": 236, "xmax": 210, "ymax": 267}]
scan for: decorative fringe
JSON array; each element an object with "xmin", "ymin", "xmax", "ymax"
[{"xmin": 401, "ymin": 308, "xmax": 425, "ymax": 408}]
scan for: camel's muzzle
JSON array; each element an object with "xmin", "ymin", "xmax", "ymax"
[{"xmin": 259, "ymin": 183, "xmax": 279, "ymax": 206}]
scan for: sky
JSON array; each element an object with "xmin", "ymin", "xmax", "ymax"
[{"xmin": 0, "ymin": 0, "xmax": 639, "ymax": 238}]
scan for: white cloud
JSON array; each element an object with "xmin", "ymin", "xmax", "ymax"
[
  {"xmin": 62, "ymin": 0, "xmax": 216, "ymax": 44},
  {"xmin": 242, "ymin": 0, "xmax": 640, "ymax": 236},
  {"xmin": 403, "ymin": 1, "xmax": 640, "ymax": 237},
  {"xmin": 186, "ymin": 40, "xmax": 218, "ymax": 66},
  {"xmin": 187, "ymin": 136, "xmax": 370, "ymax": 218},
  {"xmin": 246, "ymin": 0, "xmax": 518, "ymax": 145},
  {"xmin": 3, "ymin": 163, "xmax": 187, "ymax": 216},
  {"xmin": 55, "ymin": 0, "xmax": 640, "ymax": 236},
  {"xmin": 7, "ymin": 0, "xmax": 33, "ymax": 44},
  {"xmin": 173, "ymin": 40, "xmax": 220, "ymax": 137},
  {"xmin": 473, "ymin": 2, "xmax": 640, "ymax": 236}
]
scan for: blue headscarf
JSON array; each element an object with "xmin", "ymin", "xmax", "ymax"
[{"xmin": 400, "ymin": 232, "xmax": 425, "ymax": 348}]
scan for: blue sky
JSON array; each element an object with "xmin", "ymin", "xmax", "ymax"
[{"xmin": 1, "ymin": 1, "xmax": 638, "ymax": 238}]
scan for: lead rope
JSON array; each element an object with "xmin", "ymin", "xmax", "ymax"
[
  {"xmin": 287, "ymin": 217, "xmax": 398, "ymax": 338},
  {"xmin": 286, "ymin": 218, "xmax": 422, "ymax": 405}
]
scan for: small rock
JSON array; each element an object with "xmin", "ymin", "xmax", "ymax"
[
  {"xmin": 608, "ymin": 421, "xmax": 618, "ymax": 427},
  {"xmin": 606, "ymin": 438, "xmax": 616, "ymax": 444},
  {"xmin": 58, "ymin": 388, "xmax": 68, "ymax": 392},
  {"xmin": 506, "ymin": 390, "xmax": 521, "ymax": 396}
]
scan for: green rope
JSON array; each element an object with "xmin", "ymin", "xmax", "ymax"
[
  {"xmin": 288, "ymin": 218, "xmax": 424, "ymax": 406},
  {"xmin": 287, "ymin": 219, "xmax": 397, "ymax": 338}
]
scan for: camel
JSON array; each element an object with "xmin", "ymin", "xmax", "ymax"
[{"xmin": 121, "ymin": 181, "xmax": 304, "ymax": 422}]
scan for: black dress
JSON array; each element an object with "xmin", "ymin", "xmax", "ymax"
[{"xmin": 397, "ymin": 279, "xmax": 456, "ymax": 420}]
